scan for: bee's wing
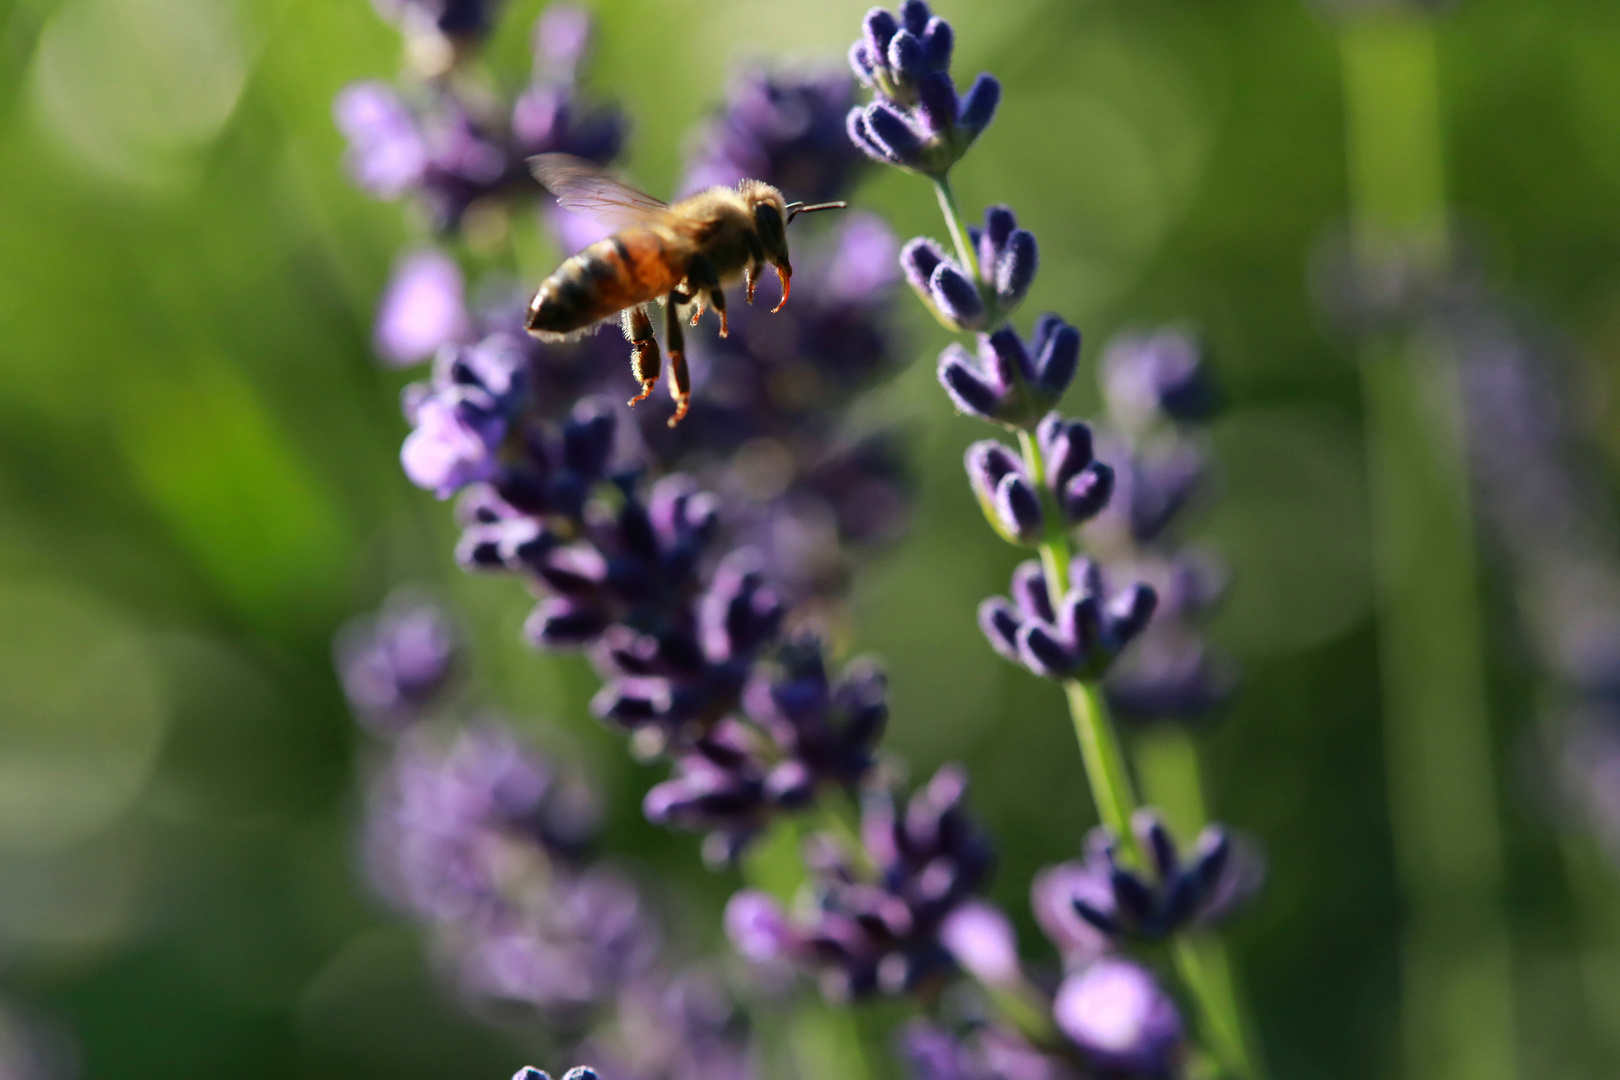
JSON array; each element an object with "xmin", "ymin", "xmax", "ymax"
[{"xmin": 528, "ymin": 154, "xmax": 670, "ymax": 229}]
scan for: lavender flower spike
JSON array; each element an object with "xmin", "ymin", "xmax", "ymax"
[{"xmin": 335, "ymin": 590, "xmax": 461, "ymax": 734}]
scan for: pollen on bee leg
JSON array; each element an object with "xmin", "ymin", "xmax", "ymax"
[{"xmin": 771, "ymin": 267, "xmax": 791, "ymax": 313}]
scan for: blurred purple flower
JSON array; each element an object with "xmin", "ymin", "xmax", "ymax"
[
  {"xmin": 1053, "ymin": 958, "xmax": 1183, "ymax": 1077},
  {"xmin": 375, "ymin": 250, "xmax": 471, "ymax": 366},
  {"xmin": 336, "ymin": 591, "xmax": 461, "ymax": 734}
]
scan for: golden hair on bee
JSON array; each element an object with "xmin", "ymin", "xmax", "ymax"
[{"xmin": 522, "ymin": 154, "xmax": 846, "ymax": 427}]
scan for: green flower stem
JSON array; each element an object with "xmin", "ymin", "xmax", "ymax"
[
  {"xmin": 934, "ymin": 175, "xmax": 981, "ymax": 282},
  {"xmin": 1063, "ymin": 679, "xmax": 1143, "ymax": 864},
  {"xmin": 1338, "ymin": 12, "xmax": 1517, "ymax": 1080}
]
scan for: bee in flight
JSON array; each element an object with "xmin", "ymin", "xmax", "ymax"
[{"xmin": 524, "ymin": 154, "xmax": 847, "ymax": 427}]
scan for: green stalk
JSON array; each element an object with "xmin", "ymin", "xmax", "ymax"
[{"xmin": 1338, "ymin": 12, "xmax": 1517, "ymax": 1080}]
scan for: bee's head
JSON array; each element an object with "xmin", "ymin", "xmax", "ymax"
[
  {"xmin": 739, "ymin": 181, "xmax": 847, "ymax": 313},
  {"xmin": 740, "ymin": 182, "xmax": 792, "ymax": 273}
]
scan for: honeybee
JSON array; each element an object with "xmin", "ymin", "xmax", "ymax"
[{"xmin": 524, "ymin": 154, "xmax": 847, "ymax": 427}]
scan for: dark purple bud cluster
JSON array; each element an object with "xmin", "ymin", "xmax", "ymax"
[
  {"xmin": 938, "ymin": 319, "xmax": 1080, "ymax": 430},
  {"xmin": 644, "ymin": 640, "xmax": 889, "ymax": 862},
  {"xmin": 847, "ymin": 2, "xmax": 1000, "ymax": 175},
  {"xmin": 1066, "ymin": 812, "xmax": 1238, "ymax": 943},
  {"xmin": 683, "ymin": 70, "xmax": 867, "ymax": 205},
  {"xmin": 1084, "ymin": 330, "xmax": 1237, "ymax": 724},
  {"xmin": 513, "ymin": 1068, "xmax": 594, "ymax": 1080},
  {"xmin": 962, "ymin": 418, "xmax": 1113, "ymax": 544},
  {"xmin": 335, "ymin": 6, "xmax": 624, "ymax": 230},
  {"xmin": 335, "ymin": 591, "xmax": 461, "ymax": 735},
  {"xmin": 901, "ymin": 205, "xmax": 1037, "ymax": 331},
  {"xmin": 725, "ymin": 765, "xmax": 993, "ymax": 1000},
  {"xmin": 979, "ymin": 558, "xmax": 1157, "ymax": 681}
]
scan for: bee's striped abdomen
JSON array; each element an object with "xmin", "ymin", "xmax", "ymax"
[{"xmin": 525, "ymin": 228, "xmax": 683, "ymax": 338}]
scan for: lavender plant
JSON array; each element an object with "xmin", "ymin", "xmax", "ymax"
[
  {"xmin": 337, "ymin": 593, "xmax": 753, "ymax": 1080},
  {"xmin": 847, "ymin": 3, "xmax": 1262, "ymax": 1075},
  {"xmin": 335, "ymin": 3, "xmax": 1269, "ymax": 1080}
]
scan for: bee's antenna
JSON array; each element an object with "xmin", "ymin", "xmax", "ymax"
[{"xmin": 784, "ymin": 200, "xmax": 848, "ymax": 224}]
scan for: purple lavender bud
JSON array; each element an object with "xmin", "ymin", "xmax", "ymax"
[
  {"xmin": 899, "ymin": 0, "xmax": 932, "ymax": 34},
  {"xmin": 863, "ymin": 101, "xmax": 925, "ymax": 163},
  {"xmin": 1102, "ymin": 329, "xmax": 1218, "ymax": 429},
  {"xmin": 374, "ymin": 250, "xmax": 470, "ymax": 367},
  {"xmin": 977, "ymin": 597, "xmax": 1022, "ymax": 663},
  {"xmin": 1058, "ymin": 592, "xmax": 1103, "ymax": 663},
  {"xmin": 979, "ymin": 206, "xmax": 1016, "ymax": 265},
  {"xmin": 848, "ymin": 107, "xmax": 900, "ymax": 165},
  {"xmin": 1017, "ymin": 622, "xmax": 1078, "ymax": 678},
  {"xmin": 526, "ymin": 597, "xmax": 609, "ymax": 649},
  {"xmin": 700, "ymin": 552, "xmax": 785, "ymax": 663},
  {"xmin": 938, "ymin": 345, "xmax": 1006, "ymax": 420},
  {"xmin": 534, "ymin": 3, "xmax": 592, "ymax": 76},
  {"xmin": 915, "ymin": 72, "xmax": 959, "ymax": 139},
  {"xmin": 994, "ymin": 230, "xmax": 1038, "ymax": 306},
  {"xmin": 850, "ymin": 41, "xmax": 879, "ymax": 87},
  {"xmin": 929, "ymin": 262, "xmax": 987, "ymax": 330},
  {"xmin": 1032, "ymin": 859, "xmax": 1113, "ymax": 967},
  {"xmin": 334, "ymin": 81, "xmax": 426, "ymax": 198},
  {"xmin": 901, "ymin": 237, "xmax": 947, "ymax": 295},
  {"xmin": 963, "ymin": 440, "xmax": 1022, "ymax": 502},
  {"xmin": 984, "ymin": 326, "xmax": 1035, "ymax": 382},
  {"xmin": 401, "ymin": 395, "xmax": 504, "ymax": 498},
  {"xmin": 956, "ymin": 74, "xmax": 1001, "ymax": 136},
  {"xmin": 562, "ymin": 1070, "xmax": 597, "ymax": 1080},
  {"xmin": 1030, "ymin": 316, "xmax": 1081, "ymax": 397},
  {"xmin": 1054, "ymin": 958, "xmax": 1184, "ymax": 1075},
  {"xmin": 991, "ymin": 474, "xmax": 1043, "ymax": 545},
  {"xmin": 920, "ymin": 16, "xmax": 953, "ymax": 71},
  {"xmin": 1061, "ymin": 463, "xmax": 1115, "ymax": 524},
  {"xmin": 336, "ymin": 593, "xmax": 461, "ymax": 732},
  {"xmin": 1104, "ymin": 583, "xmax": 1158, "ymax": 648},
  {"xmin": 940, "ymin": 900, "xmax": 1021, "ymax": 986},
  {"xmin": 513, "ymin": 1069, "xmax": 548, "ymax": 1080},
  {"xmin": 1009, "ymin": 560, "xmax": 1054, "ymax": 622},
  {"xmin": 863, "ymin": 9, "xmax": 901, "ymax": 76},
  {"xmin": 1036, "ymin": 414, "xmax": 1095, "ymax": 489},
  {"xmin": 887, "ymin": 29, "xmax": 924, "ymax": 84},
  {"xmin": 726, "ymin": 889, "xmax": 796, "ymax": 962}
]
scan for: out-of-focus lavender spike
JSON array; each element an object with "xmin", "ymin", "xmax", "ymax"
[
  {"xmin": 374, "ymin": 249, "xmax": 471, "ymax": 367},
  {"xmin": 336, "ymin": 591, "xmax": 461, "ymax": 734},
  {"xmin": 1053, "ymin": 957, "xmax": 1184, "ymax": 1075}
]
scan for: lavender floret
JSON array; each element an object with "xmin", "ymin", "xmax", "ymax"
[
  {"xmin": 979, "ymin": 557, "xmax": 1156, "ymax": 680},
  {"xmin": 1053, "ymin": 957, "xmax": 1184, "ymax": 1076},
  {"xmin": 938, "ymin": 317, "xmax": 1080, "ymax": 430}
]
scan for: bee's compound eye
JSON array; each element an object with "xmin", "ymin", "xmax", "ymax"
[{"xmin": 753, "ymin": 203, "xmax": 788, "ymax": 263}]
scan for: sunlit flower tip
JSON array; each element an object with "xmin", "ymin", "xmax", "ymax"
[
  {"xmin": 940, "ymin": 900, "xmax": 1022, "ymax": 986},
  {"xmin": 930, "ymin": 262, "xmax": 987, "ymax": 330},
  {"xmin": 562, "ymin": 1069, "xmax": 599, "ymax": 1080},
  {"xmin": 921, "ymin": 16, "xmax": 953, "ymax": 69},
  {"xmin": 513, "ymin": 1068, "xmax": 549, "ymax": 1080},
  {"xmin": 1101, "ymin": 329, "xmax": 1218, "ymax": 429},
  {"xmin": 725, "ymin": 889, "xmax": 797, "ymax": 963},
  {"xmin": 956, "ymin": 74, "xmax": 1001, "ymax": 137},
  {"xmin": 374, "ymin": 250, "xmax": 469, "ymax": 366},
  {"xmin": 1054, "ymin": 958, "xmax": 1183, "ymax": 1075},
  {"xmin": 965, "ymin": 442, "xmax": 1043, "ymax": 544}
]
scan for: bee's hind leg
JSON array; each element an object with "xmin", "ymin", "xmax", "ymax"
[
  {"xmin": 622, "ymin": 305, "xmax": 660, "ymax": 407},
  {"xmin": 664, "ymin": 291, "xmax": 691, "ymax": 428}
]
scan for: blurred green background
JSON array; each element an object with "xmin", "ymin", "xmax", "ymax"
[{"xmin": 2, "ymin": 0, "xmax": 1620, "ymax": 1077}]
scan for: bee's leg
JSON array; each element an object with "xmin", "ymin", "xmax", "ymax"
[
  {"xmin": 684, "ymin": 255, "xmax": 726, "ymax": 336},
  {"xmin": 622, "ymin": 304, "xmax": 660, "ymax": 407},
  {"xmin": 665, "ymin": 291, "xmax": 691, "ymax": 428},
  {"xmin": 744, "ymin": 235, "xmax": 765, "ymax": 305}
]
